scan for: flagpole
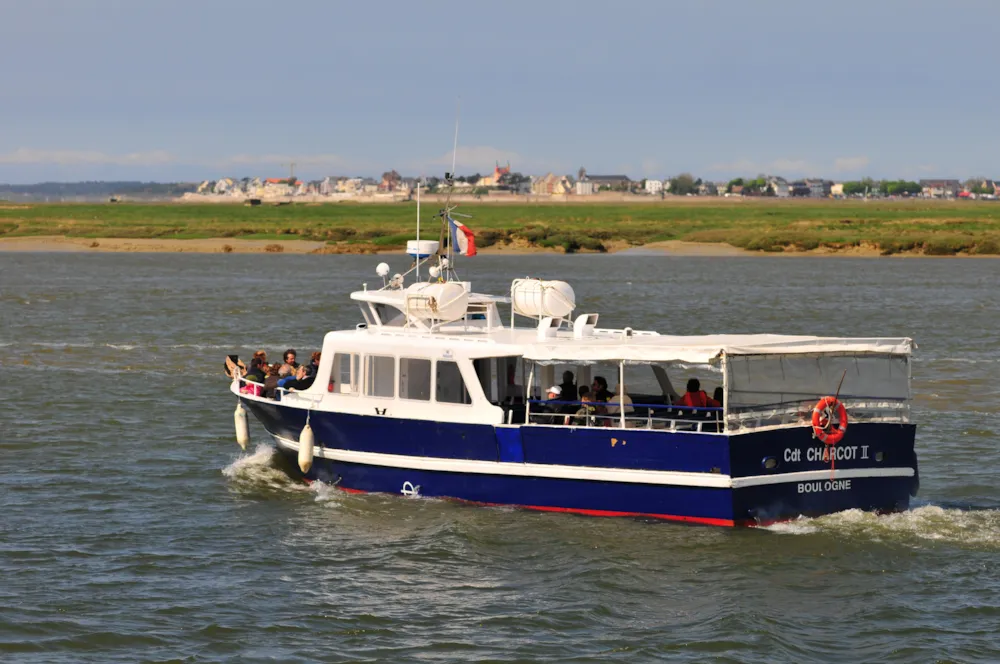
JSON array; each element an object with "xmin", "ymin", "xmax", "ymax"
[{"xmin": 415, "ymin": 178, "xmax": 421, "ymax": 281}]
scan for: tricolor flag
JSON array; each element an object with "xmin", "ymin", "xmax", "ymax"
[{"xmin": 448, "ymin": 216, "xmax": 477, "ymax": 256}]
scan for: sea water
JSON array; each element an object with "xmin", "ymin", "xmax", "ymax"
[{"xmin": 1, "ymin": 252, "xmax": 999, "ymax": 662}]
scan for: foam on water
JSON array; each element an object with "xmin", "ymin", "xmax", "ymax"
[
  {"xmin": 222, "ymin": 444, "xmax": 307, "ymax": 493},
  {"xmin": 310, "ymin": 479, "xmax": 343, "ymax": 505},
  {"xmin": 766, "ymin": 505, "xmax": 1000, "ymax": 549}
]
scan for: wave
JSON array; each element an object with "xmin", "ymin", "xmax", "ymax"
[
  {"xmin": 765, "ymin": 505, "xmax": 1000, "ymax": 549},
  {"xmin": 221, "ymin": 444, "xmax": 307, "ymax": 493}
]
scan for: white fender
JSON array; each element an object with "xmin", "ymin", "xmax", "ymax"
[
  {"xmin": 234, "ymin": 403, "xmax": 249, "ymax": 449},
  {"xmin": 298, "ymin": 423, "xmax": 315, "ymax": 473}
]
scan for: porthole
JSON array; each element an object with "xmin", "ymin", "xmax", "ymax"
[{"xmin": 762, "ymin": 456, "xmax": 778, "ymax": 470}]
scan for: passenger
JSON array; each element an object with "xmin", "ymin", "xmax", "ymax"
[
  {"xmin": 283, "ymin": 364, "xmax": 317, "ymax": 392},
  {"xmin": 263, "ymin": 363, "xmax": 282, "ymax": 399},
  {"xmin": 245, "ymin": 356, "xmax": 266, "ymax": 384},
  {"xmin": 281, "ymin": 348, "xmax": 299, "ymax": 373},
  {"xmin": 606, "ymin": 384, "xmax": 634, "ymax": 416},
  {"xmin": 252, "ymin": 350, "xmax": 268, "ymax": 367},
  {"xmin": 533, "ymin": 385, "xmax": 570, "ymax": 424},
  {"xmin": 678, "ymin": 378, "xmax": 721, "ymax": 408},
  {"xmin": 304, "ymin": 351, "xmax": 321, "ymax": 379},
  {"xmin": 567, "ymin": 393, "xmax": 597, "ymax": 426},
  {"xmin": 713, "ymin": 386, "xmax": 724, "ymax": 409},
  {"xmin": 591, "ymin": 376, "xmax": 612, "ymax": 402},
  {"xmin": 241, "ymin": 356, "xmax": 266, "ymax": 396},
  {"xmin": 558, "ymin": 371, "xmax": 577, "ymax": 401},
  {"xmin": 578, "ymin": 385, "xmax": 590, "ymax": 400}
]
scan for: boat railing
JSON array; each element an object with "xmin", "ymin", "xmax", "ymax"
[
  {"xmin": 725, "ymin": 397, "xmax": 910, "ymax": 433},
  {"xmin": 526, "ymin": 400, "xmax": 724, "ymax": 433}
]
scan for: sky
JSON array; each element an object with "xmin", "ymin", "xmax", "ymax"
[{"xmin": 1, "ymin": 0, "xmax": 998, "ymax": 183}]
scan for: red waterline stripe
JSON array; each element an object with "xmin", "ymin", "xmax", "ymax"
[
  {"xmin": 315, "ymin": 482, "xmax": 743, "ymax": 527},
  {"xmin": 517, "ymin": 503, "xmax": 737, "ymax": 527}
]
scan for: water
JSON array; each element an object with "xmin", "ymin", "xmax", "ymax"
[{"xmin": 2, "ymin": 252, "xmax": 999, "ymax": 662}]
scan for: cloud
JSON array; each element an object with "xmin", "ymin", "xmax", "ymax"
[
  {"xmin": 707, "ymin": 158, "xmax": 760, "ymax": 173},
  {"xmin": 424, "ymin": 145, "xmax": 521, "ymax": 171},
  {"xmin": 219, "ymin": 153, "xmax": 350, "ymax": 168},
  {"xmin": 0, "ymin": 148, "xmax": 175, "ymax": 165},
  {"xmin": 640, "ymin": 158, "xmax": 661, "ymax": 177},
  {"xmin": 832, "ymin": 156, "xmax": 870, "ymax": 173},
  {"xmin": 707, "ymin": 157, "xmax": 814, "ymax": 175}
]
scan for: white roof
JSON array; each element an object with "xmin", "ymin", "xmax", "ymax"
[{"xmin": 522, "ymin": 334, "xmax": 913, "ymax": 365}]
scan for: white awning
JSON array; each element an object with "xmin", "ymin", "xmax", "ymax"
[{"xmin": 522, "ymin": 334, "xmax": 913, "ymax": 365}]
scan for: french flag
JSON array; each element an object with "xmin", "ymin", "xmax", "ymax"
[{"xmin": 449, "ymin": 216, "xmax": 477, "ymax": 256}]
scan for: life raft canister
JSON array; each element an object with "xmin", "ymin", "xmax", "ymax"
[{"xmin": 812, "ymin": 396, "xmax": 848, "ymax": 445}]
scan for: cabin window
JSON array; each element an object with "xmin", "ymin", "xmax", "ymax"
[
  {"xmin": 399, "ymin": 358, "xmax": 432, "ymax": 401},
  {"xmin": 332, "ymin": 352, "xmax": 360, "ymax": 394},
  {"xmin": 365, "ymin": 355, "xmax": 396, "ymax": 398},
  {"xmin": 473, "ymin": 358, "xmax": 495, "ymax": 402},
  {"xmin": 436, "ymin": 360, "xmax": 471, "ymax": 404}
]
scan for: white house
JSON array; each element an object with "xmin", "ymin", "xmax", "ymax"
[
  {"xmin": 574, "ymin": 180, "xmax": 595, "ymax": 195},
  {"xmin": 645, "ymin": 179, "xmax": 663, "ymax": 195}
]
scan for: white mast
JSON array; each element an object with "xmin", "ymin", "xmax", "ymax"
[
  {"xmin": 448, "ymin": 100, "xmax": 461, "ymax": 280},
  {"xmin": 416, "ymin": 178, "xmax": 421, "ymax": 281}
]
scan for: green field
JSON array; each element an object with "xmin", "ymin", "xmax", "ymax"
[{"xmin": 2, "ymin": 199, "xmax": 1000, "ymax": 255}]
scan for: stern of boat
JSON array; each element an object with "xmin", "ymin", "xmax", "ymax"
[{"xmin": 727, "ymin": 423, "xmax": 918, "ymax": 524}]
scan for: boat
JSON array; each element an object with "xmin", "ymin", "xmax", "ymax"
[{"xmin": 227, "ymin": 197, "xmax": 918, "ymax": 527}]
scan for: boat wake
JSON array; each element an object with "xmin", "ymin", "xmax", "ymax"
[
  {"xmin": 765, "ymin": 504, "xmax": 1000, "ymax": 549},
  {"xmin": 221, "ymin": 444, "xmax": 344, "ymax": 505},
  {"xmin": 221, "ymin": 444, "xmax": 308, "ymax": 494}
]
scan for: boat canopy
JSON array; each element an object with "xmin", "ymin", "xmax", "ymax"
[{"xmin": 521, "ymin": 334, "xmax": 913, "ymax": 365}]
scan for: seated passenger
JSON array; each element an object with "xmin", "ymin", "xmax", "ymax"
[
  {"xmin": 304, "ymin": 351, "xmax": 321, "ymax": 379},
  {"xmin": 567, "ymin": 393, "xmax": 597, "ymax": 426},
  {"xmin": 678, "ymin": 378, "xmax": 721, "ymax": 408},
  {"xmin": 591, "ymin": 376, "xmax": 612, "ymax": 402},
  {"xmin": 606, "ymin": 384, "xmax": 635, "ymax": 416},
  {"xmin": 713, "ymin": 387, "xmax": 724, "ymax": 409},
  {"xmin": 281, "ymin": 348, "xmax": 299, "ymax": 373},
  {"xmin": 263, "ymin": 363, "xmax": 282, "ymax": 399},
  {"xmin": 578, "ymin": 385, "xmax": 590, "ymax": 400},
  {"xmin": 558, "ymin": 371, "xmax": 577, "ymax": 401},
  {"xmin": 241, "ymin": 357, "xmax": 266, "ymax": 396},
  {"xmin": 532, "ymin": 386, "xmax": 571, "ymax": 424},
  {"xmin": 282, "ymin": 364, "xmax": 317, "ymax": 392},
  {"xmin": 245, "ymin": 356, "xmax": 266, "ymax": 384}
]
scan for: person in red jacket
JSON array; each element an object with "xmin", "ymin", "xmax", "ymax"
[{"xmin": 677, "ymin": 378, "xmax": 720, "ymax": 408}]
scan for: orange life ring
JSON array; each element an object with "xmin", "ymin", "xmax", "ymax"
[{"xmin": 811, "ymin": 396, "xmax": 848, "ymax": 445}]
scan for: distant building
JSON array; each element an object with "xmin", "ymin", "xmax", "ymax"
[
  {"xmin": 531, "ymin": 173, "xmax": 573, "ymax": 195},
  {"xmin": 575, "ymin": 180, "xmax": 595, "ymax": 195},
  {"xmin": 645, "ymin": 179, "xmax": 663, "ymax": 194},
  {"xmin": 805, "ymin": 179, "xmax": 831, "ymax": 198},
  {"xmin": 920, "ymin": 179, "xmax": 961, "ymax": 198},
  {"xmin": 587, "ymin": 174, "xmax": 631, "ymax": 191},
  {"xmin": 830, "ymin": 183, "xmax": 845, "ymax": 197},
  {"xmin": 768, "ymin": 177, "xmax": 790, "ymax": 198},
  {"xmin": 263, "ymin": 178, "xmax": 301, "ymax": 197},
  {"xmin": 476, "ymin": 162, "xmax": 512, "ymax": 188},
  {"xmin": 789, "ymin": 180, "xmax": 810, "ymax": 197},
  {"xmin": 213, "ymin": 178, "xmax": 236, "ymax": 195}
]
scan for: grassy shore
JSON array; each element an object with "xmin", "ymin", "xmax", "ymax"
[{"xmin": 2, "ymin": 199, "xmax": 1000, "ymax": 255}]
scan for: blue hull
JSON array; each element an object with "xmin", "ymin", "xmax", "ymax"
[{"xmin": 242, "ymin": 399, "xmax": 918, "ymax": 526}]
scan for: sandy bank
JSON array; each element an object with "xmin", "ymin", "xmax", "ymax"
[{"xmin": 0, "ymin": 235, "xmax": 993, "ymax": 258}]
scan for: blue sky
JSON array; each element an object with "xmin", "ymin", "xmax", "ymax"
[{"xmin": 1, "ymin": 0, "xmax": 997, "ymax": 183}]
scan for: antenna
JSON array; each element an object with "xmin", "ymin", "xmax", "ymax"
[
  {"xmin": 416, "ymin": 177, "xmax": 421, "ymax": 281},
  {"xmin": 450, "ymin": 99, "xmax": 461, "ymax": 184},
  {"xmin": 436, "ymin": 99, "xmax": 463, "ymax": 282}
]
